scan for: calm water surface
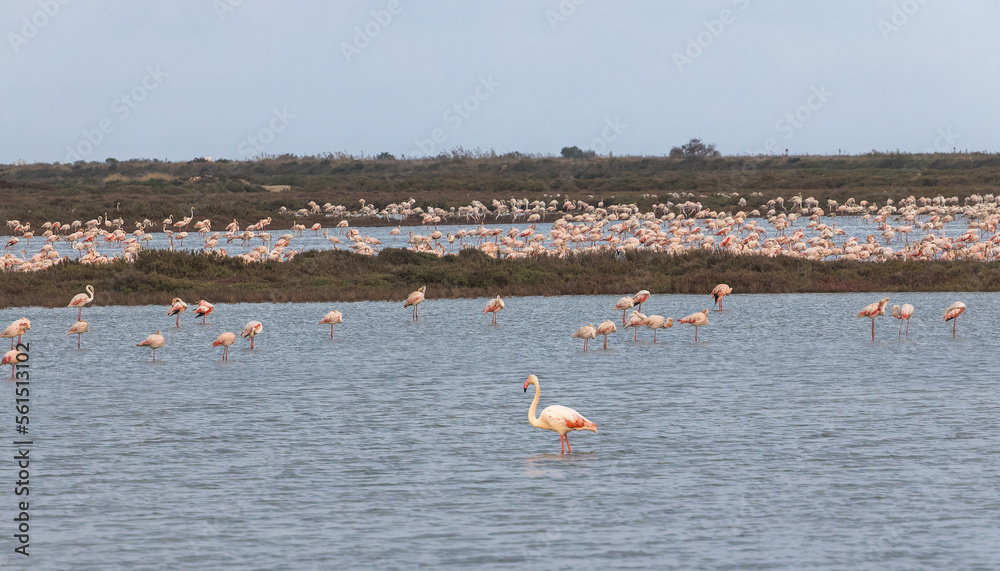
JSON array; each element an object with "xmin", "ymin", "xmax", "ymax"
[{"xmin": 4, "ymin": 292, "xmax": 1000, "ymax": 569}]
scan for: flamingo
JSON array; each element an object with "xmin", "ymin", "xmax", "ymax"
[
  {"xmin": 711, "ymin": 283, "xmax": 733, "ymax": 310},
  {"xmin": 68, "ymin": 284, "xmax": 95, "ymax": 319},
  {"xmin": 2, "ymin": 348, "xmax": 23, "ymax": 378},
  {"xmin": 192, "ymin": 300, "xmax": 214, "ymax": 324},
  {"xmin": 241, "ymin": 320, "xmax": 263, "ymax": 349},
  {"xmin": 67, "ymin": 320, "xmax": 89, "ymax": 348},
  {"xmin": 892, "ymin": 304, "xmax": 914, "ymax": 338},
  {"xmin": 167, "ymin": 298, "xmax": 188, "ymax": 327},
  {"xmin": 944, "ymin": 302, "xmax": 966, "ymax": 337},
  {"xmin": 483, "ymin": 295, "xmax": 504, "ymax": 325},
  {"xmin": 213, "ymin": 331, "xmax": 237, "ymax": 361},
  {"xmin": 632, "ymin": 290, "xmax": 650, "ymax": 313},
  {"xmin": 857, "ymin": 297, "xmax": 889, "ymax": 341},
  {"xmin": 319, "ymin": 310, "xmax": 343, "ymax": 338},
  {"xmin": 523, "ymin": 374, "xmax": 597, "ymax": 454},
  {"xmin": 679, "ymin": 309, "xmax": 709, "ymax": 341},
  {"xmin": 624, "ymin": 310, "xmax": 647, "ymax": 341},
  {"xmin": 572, "ymin": 324, "xmax": 597, "ymax": 351},
  {"xmin": 645, "ymin": 315, "xmax": 673, "ymax": 342},
  {"xmin": 404, "ymin": 286, "xmax": 426, "ymax": 320},
  {"xmin": 0, "ymin": 318, "xmax": 30, "ymax": 349},
  {"xmin": 136, "ymin": 330, "xmax": 165, "ymax": 361},
  {"xmin": 595, "ymin": 319, "xmax": 617, "ymax": 349},
  {"xmin": 614, "ymin": 296, "xmax": 634, "ymax": 324}
]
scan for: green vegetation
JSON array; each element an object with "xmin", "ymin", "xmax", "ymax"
[{"xmin": 6, "ymin": 248, "xmax": 1000, "ymax": 308}]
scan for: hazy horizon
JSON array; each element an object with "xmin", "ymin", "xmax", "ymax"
[{"xmin": 2, "ymin": 1, "xmax": 997, "ymax": 164}]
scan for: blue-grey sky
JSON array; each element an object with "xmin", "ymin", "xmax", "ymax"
[{"xmin": 2, "ymin": 0, "xmax": 997, "ymax": 163}]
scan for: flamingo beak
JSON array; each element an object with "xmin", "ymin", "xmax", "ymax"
[{"xmin": 523, "ymin": 386, "xmax": 527, "ymax": 393}]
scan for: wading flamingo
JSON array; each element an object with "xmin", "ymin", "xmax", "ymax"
[
  {"xmin": 192, "ymin": 300, "xmax": 214, "ymax": 324},
  {"xmin": 241, "ymin": 320, "xmax": 263, "ymax": 348},
  {"xmin": 596, "ymin": 320, "xmax": 617, "ymax": 349},
  {"xmin": 67, "ymin": 320, "xmax": 88, "ymax": 348},
  {"xmin": 857, "ymin": 297, "xmax": 889, "ymax": 341},
  {"xmin": 712, "ymin": 283, "xmax": 733, "ymax": 310},
  {"xmin": 632, "ymin": 290, "xmax": 650, "ymax": 313},
  {"xmin": 523, "ymin": 374, "xmax": 597, "ymax": 454},
  {"xmin": 136, "ymin": 330, "xmax": 165, "ymax": 361},
  {"xmin": 483, "ymin": 295, "xmax": 504, "ymax": 325},
  {"xmin": 167, "ymin": 298, "xmax": 188, "ymax": 327},
  {"xmin": 624, "ymin": 310, "xmax": 647, "ymax": 341},
  {"xmin": 404, "ymin": 286, "xmax": 426, "ymax": 320},
  {"xmin": 679, "ymin": 309, "xmax": 709, "ymax": 341},
  {"xmin": 892, "ymin": 304, "xmax": 914, "ymax": 338},
  {"xmin": 645, "ymin": 315, "xmax": 673, "ymax": 342},
  {"xmin": 944, "ymin": 302, "xmax": 966, "ymax": 337},
  {"xmin": 572, "ymin": 324, "xmax": 597, "ymax": 351},
  {"xmin": 0, "ymin": 318, "xmax": 30, "ymax": 349},
  {"xmin": 319, "ymin": 310, "xmax": 343, "ymax": 338},
  {"xmin": 68, "ymin": 284, "xmax": 95, "ymax": 320},
  {"xmin": 2, "ymin": 348, "xmax": 23, "ymax": 378},
  {"xmin": 213, "ymin": 331, "xmax": 237, "ymax": 361},
  {"xmin": 614, "ymin": 296, "xmax": 634, "ymax": 324}
]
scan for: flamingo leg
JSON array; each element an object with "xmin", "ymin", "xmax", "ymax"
[
  {"xmin": 654, "ymin": 330, "xmax": 657, "ymax": 343},
  {"xmin": 622, "ymin": 310, "xmax": 626, "ymax": 325},
  {"xmin": 251, "ymin": 337, "xmax": 255, "ymax": 349},
  {"xmin": 566, "ymin": 434, "xmax": 572, "ymax": 453},
  {"xmin": 78, "ymin": 307, "xmax": 82, "ymax": 320},
  {"xmin": 77, "ymin": 334, "xmax": 81, "ymax": 349},
  {"xmin": 152, "ymin": 348, "xmax": 156, "ymax": 362},
  {"xmin": 695, "ymin": 326, "xmax": 698, "ymax": 342},
  {"xmin": 560, "ymin": 434, "xmax": 566, "ymax": 454},
  {"xmin": 330, "ymin": 324, "xmax": 334, "ymax": 339},
  {"xmin": 899, "ymin": 319, "xmax": 903, "ymax": 338},
  {"xmin": 905, "ymin": 319, "xmax": 909, "ymax": 337},
  {"xmin": 953, "ymin": 318, "xmax": 957, "ymax": 337},
  {"xmin": 871, "ymin": 318, "xmax": 875, "ymax": 341},
  {"xmin": 603, "ymin": 335, "xmax": 608, "ymax": 350},
  {"xmin": 176, "ymin": 314, "xmax": 180, "ymax": 327}
]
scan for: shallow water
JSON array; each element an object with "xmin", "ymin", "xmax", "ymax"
[{"xmin": 4, "ymin": 292, "xmax": 1000, "ymax": 569}]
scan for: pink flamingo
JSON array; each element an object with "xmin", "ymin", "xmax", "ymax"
[
  {"xmin": 404, "ymin": 286, "xmax": 426, "ymax": 320},
  {"xmin": 711, "ymin": 283, "xmax": 733, "ymax": 310},
  {"xmin": 892, "ymin": 304, "xmax": 914, "ymax": 338},
  {"xmin": 193, "ymin": 300, "xmax": 214, "ymax": 324},
  {"xmin": 596, "ymin": 320, "xmax": 617, "ymax": 349},
  {"xmin": 572, "ymin": 324, "xmax": 597, "ymax": 351},
  {"xmin": 213, "ymin": 332, "xmax": 237, "ymax": 360},
  {"xmin": 0, "ymin": 318, "xmax": 29, "ymax": 349},
  {"xmin": 624, "ymin": 310, "xmax": 647, "ymax": 341},
  {"xmin": 523, "ymin": 374, "xmax": 597, "ymax": 454},
  {"xmin": 2, "ymin": 348, "xmax": 23, "ymax": 378},
  {"xmin": 167, "ymin": 298, "xmax": 188, "ymax": 327},
  {"xmin": 632, "ymin": 290, "xmax": 650, "ymax": 313},
  {"xmin": 679, "ymin": 309, "xmax": 709, "ymax": 341},
  {"xmin": 645, "ymin": 315, "xmax": 673, "ymax": 342},
  {"xmin": 857, "ymin": 297, "xmax": 889, "ymax": 341},
  {"xmin": 483, "ymin": 295, "xmax": 504, "ymax": 325},
  {"xmin": 136, "ymin": 330, "xmax": 165, "ymax": 361},
  {"xmin": 614, "ymin": 296, "xmax": 634, "ymax": 324},
  {"xmin": 319, "ymin": 310, "xmax": 343, "ymax": 338},
  {"xmin": 68, "ymin": 284, "xmax": 94, "ymax": 320},
  {"xmin": 944, "ymin": 302, "xmax": 966, "ymax": 337},
  {"xmin": 241, "ymin": 321, "xmax": 263, "ymax": 349},
  {"xmin": 67, "ymin": 320, "xmax": 89, "ymax": 348}
]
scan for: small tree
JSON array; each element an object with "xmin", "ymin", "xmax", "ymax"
[
  {"xmin": 560, "ymin": 145, "xmax": 596, "ymax": 159},
  {"xmin": 375, "ymin": 151, "xmax": 396, "ymax": 161},
  {"xmin": 669, "ymin": 138, "xmax": 720, "ymax": 159}
]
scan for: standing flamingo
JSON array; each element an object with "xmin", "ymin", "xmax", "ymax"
[
  {"xmin": 167, "ymin": 298, "xmax": 188, "ymax": 327},
  {"xmin": 944, "ymin": 302, "xmax": 966, "ymax": 337},
  {"xmin": 711, "ymin": 283, "xmax": 733, "ymax": 310},
  {"xmin": 679, "ymin": 309, "xmax": 709, "ymax": 341},
  {"xmin": 2, "ymin": 348, "xmax": 23, "ymax": 378},
  {"xmin": 523, "ymin": 374, "xmax": 597, "ymax": 454},
  {"xmin": 136, "ymin": 330, "xmax": 165, "ymax": 361},
  {"xmin": 645, "ymin": 315, "xmax": 673, "ymax": 342},
  {"xmin": 857, "ymin": 297, "xmax": 889, "ymax": 341},
  {"xmin": 193, "ymin": 300, "xmax": 214, "ymax": 323},
  {"xmin": 632, "ymin": 290, "xmax": 650, "ymax": 313},
  {"xmin": 68, "ymin": 284, "xmax": 95, "ymax": 319},
  {"xmin": 614, "ymin": 296, "xmax": 634, "ymax": 324},
  {"xmin": 0, "ymin": 318, "xmax": 29, "ymax": 349},
  {"xmin": 404, "ymin": 286, "xmax": 426, "ymax": 320},
  {"xmin": 892, "ymin": 304, "xmax": 914, "ymax": 338},
  {"xmin": 595, "ymin": 320, "xmax": 617, "ymax": 349},
  {"xmin": 624, "ymin": 310, "xmax": 647, "ymax": 341},
  {"xmin": 241, "ymin": 320, "xmax": 263, "ymax": 348},
  {"xmin": 319, "ymin": 310, "xmax": 343, "ymax": 338},
  {"xmin": 213, "ymin": 332, "xmax": 237, "ymax": 361},
  {"xmin": 572, "ymin": 324, "xmax": 597, "ymax": 351},
  {"xmin": 67, "ymin": 320, "xmax": 89, "ymax": 348},
  {"xmin": 483, "ymin": 295, "xmax": 504, "ymax": 325}
]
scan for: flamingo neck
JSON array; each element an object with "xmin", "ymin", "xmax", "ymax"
[{"xmin": 528, "ymin": 381, "xmax": 543, "ymax": 428}]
